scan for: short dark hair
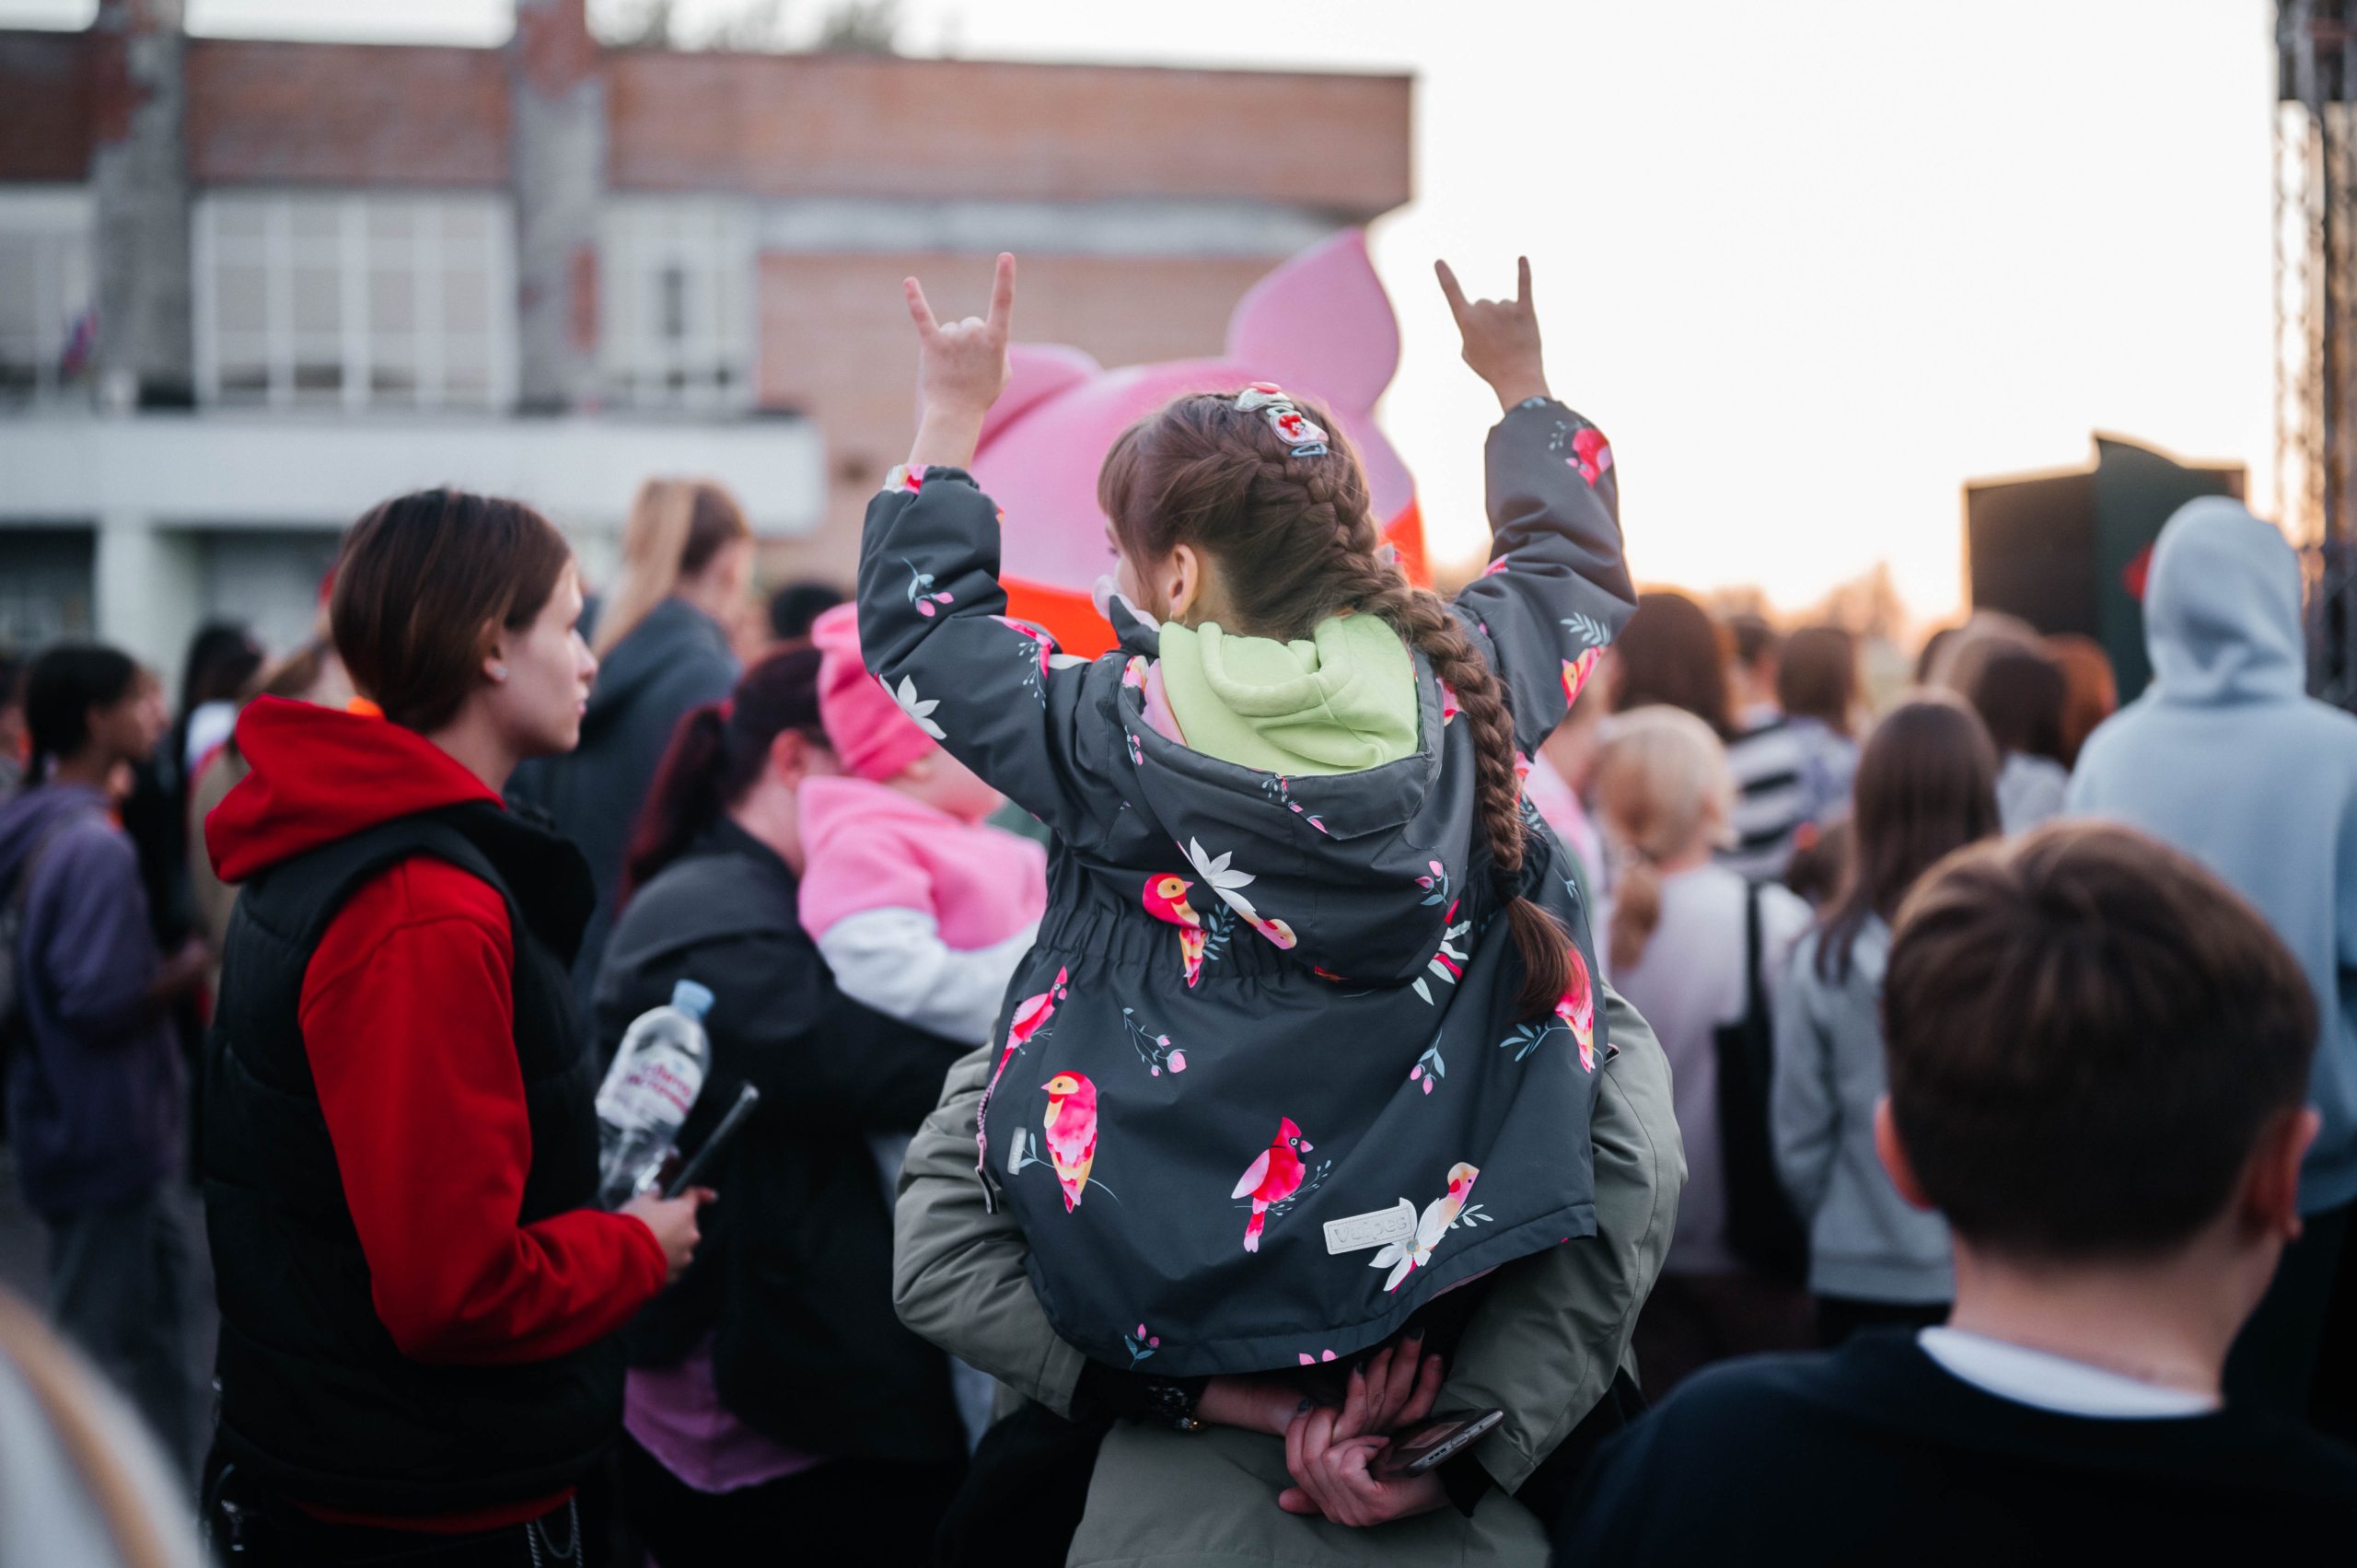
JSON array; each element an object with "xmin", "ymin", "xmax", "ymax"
[
  {"xmin": 1776, "ymin": 624, "xmax": 1856, "ymax": 733},
  {"xmin": 1969, "ymin": 648, "xmax": 2066, "ymax": 762},
  {"xmin": 1727, "ymin": 611, "xmax": 1780, "ymax": 668},
  {"xmin": 1884, "ymin": 821, "xmax": 2316, "ymax": 1259},
  {"xmin": 1613, "ymin": 591, "xmax": 1733, "ymax": 738},
  {"xmin": 25, "ymin": 642, "xmax": 143, "ymax": 777},
  {"xmin": 767, "ymin": 580, "xmax": 845, "ymax": 643},
  {"xmin": 332, "ymin": 489, "xmax": 573, "ymax": 733}
]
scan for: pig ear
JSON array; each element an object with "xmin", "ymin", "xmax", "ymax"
[
  {"xmin": 1224, "ymin": 228, "xmax": 1399, "ymax": 415},
  {"xmin": 975, "ymin": 343, "xmax": 1104, "ymax": 452}
]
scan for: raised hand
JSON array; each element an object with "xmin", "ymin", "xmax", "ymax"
[
  {"xmin": 903, "ymin": 251, "xmax": 1016, "ymax": 470},
  {"xmin": 1436, "ymin": 256, "xmax": 1550, "ymax": 413}
]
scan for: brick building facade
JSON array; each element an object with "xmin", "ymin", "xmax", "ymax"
[{"xmin": 0, "ymin": 0, "xmax": 1410, "ymax": 682}]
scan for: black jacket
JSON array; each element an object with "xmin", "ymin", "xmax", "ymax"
[
  {"xmin": 203, "ymin": 801, "xmax": 616, "ymax": 1516},
  {"xmin": 593, "ymin": 819, "xmax": 972, "ymax": 1463},
  {"xmin": 512, "ymin": 596, "xmax": 740, "ymax": 1014}
]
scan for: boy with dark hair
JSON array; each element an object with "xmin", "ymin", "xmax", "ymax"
[{"xmin": 1557, "ymin": 821, "xmax": 2357, "ymax": 1560}]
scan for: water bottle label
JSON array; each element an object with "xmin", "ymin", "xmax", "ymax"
[{"xmin": 596, "ymin": 1047, "xmax": 704, "ymax": 1132}]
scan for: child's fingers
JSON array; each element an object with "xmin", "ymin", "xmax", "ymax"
[
  {"xmin": 1516, "ymin": 254, "xmax": 1532, "ymax": 308},
  {"xmin": 987, "ymin": 251, "xmax": 1016, "ymax": 340},
  {"xmin": 1276, "ymin": 1486, "xmax": 1323, "ymax": 1516},
  {"xmin": 1434, "ymin": 260, "xmax": 1471, "ymax": 322},
  {"xmin": 902, "ymin": 277, "xmax": 940, "ymax": 338}
]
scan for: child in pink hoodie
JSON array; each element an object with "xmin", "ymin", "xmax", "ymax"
[{"xmin": 804, "ymin": 604, "xmax": 1049, "ymax": 1050}]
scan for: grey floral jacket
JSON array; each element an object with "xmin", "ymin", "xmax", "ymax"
[{"xmin": 856, "ymin": 397, "xmax": 1637, "ymax": 1376}]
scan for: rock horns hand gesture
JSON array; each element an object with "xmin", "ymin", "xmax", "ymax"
[
  {"xmin": 1435, "ymin": 256, "xmax": 1550, "ymax": 414},
  {"xmin": 902, "ymin": 251, "xmax": 1016, "ymax": 471}
]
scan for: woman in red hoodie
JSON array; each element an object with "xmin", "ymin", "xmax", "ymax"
[{"xmin": 200, "ymin": 489, "xmax": 709, "ymax": 1566}]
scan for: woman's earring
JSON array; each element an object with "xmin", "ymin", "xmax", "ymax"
[{"xmin": 489, "ymin": 663, "xmax": 509, "ymax": 681}]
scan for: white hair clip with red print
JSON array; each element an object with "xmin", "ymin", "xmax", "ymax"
[{"xmin": 1234, "ymin": 382, "xmax": 1329, "ymax": 458}]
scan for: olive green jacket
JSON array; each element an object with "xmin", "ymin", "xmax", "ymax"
[{"xmin": 892, "ymin": 984, "xmax": 1684, "ymax": 1567}]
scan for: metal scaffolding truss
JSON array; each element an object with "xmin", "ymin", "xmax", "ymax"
[{"xmin": 2278, "ymin": 0, "xmax": 2357, "ymax": 707}]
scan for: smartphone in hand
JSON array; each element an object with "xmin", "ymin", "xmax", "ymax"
[{"xmin": 1374, "ymin": 1409, "xmax": 1505, "ymax": 1480}]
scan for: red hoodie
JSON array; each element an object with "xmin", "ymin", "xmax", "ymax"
[{"xmin": 210, "ymin": 698, "xmax": 667, "ymax": 1531}]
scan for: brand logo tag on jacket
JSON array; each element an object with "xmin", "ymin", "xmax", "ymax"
[{"xmin": 1324, "ymin": 1199, "xmax": 1417, "ymax": 1255}]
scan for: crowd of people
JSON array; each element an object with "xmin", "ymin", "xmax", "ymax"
[{"xmin": 0, "ymin": 251, "xmax": 2351, "ymax": 1567}]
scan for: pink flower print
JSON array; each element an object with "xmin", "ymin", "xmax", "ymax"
[
  {"xmin": 883, "ymin": 463, "xmax": 928, "ymax": 494},
  {"xmin": 1122, "ymin": 656, "xmax": 1148, "ymax": 691},
  {"xmin": 1562, "ymin": 645, "xmax": 1601, "ymax": 708},
  {"xmin": 1297, "ymin": 1350, "xmax": 1339, "ymax": 1365},
  {"xmin": 1569, "ymin": 427, "xmax": 1613, "ymax": 486},
  {"xmin": 902, "ymin": 560, "xmax": 953, "ymax": 617},
  {"xmin": 1438, "ymin": 680, "xmax": 1461, "ymax": 725},
  {"xmin": 1167, "ymin": 1051, "xmax": 1187, "ymax": 1073},
  {"xmin": 1557, "ymin": 945, "xmax": 1597, "ymax": 1072},
  {"xmin": 1481, "ymin": 558, "xmax": 1509, "ymax": 577}
]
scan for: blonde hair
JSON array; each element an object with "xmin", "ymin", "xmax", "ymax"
[
  {"xmin": 593, "ymin": 478, "xmax": 751, "ymax": 656},
  {"xmin": 1592, "ymin": 704, "xmax": 1734, "ymax": 971}
]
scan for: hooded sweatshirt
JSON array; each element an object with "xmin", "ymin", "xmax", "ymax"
[
  {"xmin": 205, "ymin": 700, "xmax": 666, "ymax": 1525},
  {"xmin": 2067, "ymin": 498, "xmax": 2357, "ymax": 1213},
  {"xmin": 0, "ymin": 782, "xmax": 183, "ymax": 1215},
  {"xmin": 856, "ymin": 397, "xmax": 1640, "ymax": 1375},
  {"xmin": 507, "ymin": 596, "xmax": 740, "ymax": 1012}
]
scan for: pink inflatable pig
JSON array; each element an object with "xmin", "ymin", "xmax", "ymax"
[{"xmin": 973, "ymin": 229, "xmax": 1427, "ymax": 659}]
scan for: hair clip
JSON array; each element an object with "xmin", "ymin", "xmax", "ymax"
[{"xmin": 1234, "ymin": 382, "xmax": 1329, "ymax": 458}]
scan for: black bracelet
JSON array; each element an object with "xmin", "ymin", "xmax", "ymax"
[{"xmin": 1141, "ymin": 1376, "xmax": 1210, "ymax": 1434}]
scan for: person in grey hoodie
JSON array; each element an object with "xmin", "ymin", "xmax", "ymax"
[
  {"xmin": 2067, "ymin": 495, "xmax": 2357, "ymax": 1428},
  {"xmin": 0, "ymin": 645, "xmax": 208, "ymax": 1473},
  {"xmin": 509, "ymin": 479, "xmax": 751, "ymax": 1009},
  {"xmin": 1773, "ymin": 696, "xmax": 2002, "ymax": 1346}
]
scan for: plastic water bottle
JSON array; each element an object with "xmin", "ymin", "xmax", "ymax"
[{"xmin": 596, "ymin": 980, "xmax": 714, "ymax": 1209}]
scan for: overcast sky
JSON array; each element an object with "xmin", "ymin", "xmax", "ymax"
[{"xmin": 4, "ymin": 0, "xmax": 2282, "ymax": 622}]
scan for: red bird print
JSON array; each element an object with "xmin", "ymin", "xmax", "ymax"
[
  {"xmin": 1041, "ymin": 1072, "xmax": 1099, "ymax": 1212},
  {"xmin": 1141, "ymin": 873, "xmax": 1209, "ymax": 987},
  {"xmin": 1556, "ymin": 946, "xmax": 1596, "ymax": 1072},
  {"xmin": 977, "ymin": 967, "xmax": 1067, "ymax": 1176},
  {"xmin": 1562, "ymin": 645, "xmax": 1601, "ymax": 708},
  {"xmin": 1231, "ymin": 1118, "xmax": 1314, "ymax": 1253},
  {"xmin": 1569, "ymin": 426, "xmax": 1613, "ymax": 486}
]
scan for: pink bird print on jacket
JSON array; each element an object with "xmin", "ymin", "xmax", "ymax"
[
  {"xmin": 1141, "ymin": 873, "xmax": 1209, "ymax": 987},
  {"xmin": 1041, "ymin": 1072, "xmax": 1099, "ymax": 1213},
  {"xmin": 977, "ymin": 967, "xmax": 1067, "ymax": 1175},
  {"xmin": 1231, "ymin": 1118, "xmax": 1313, "ymax": 1253},
  {"xmin": 1557, "ymin": 946, "xmax": 1597, "ymax": 1072},
  {"xmin": 1562, "ymin": 645, "xmax": 1601, "ymax": 708}
]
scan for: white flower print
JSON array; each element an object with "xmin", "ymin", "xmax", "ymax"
[
  {"xmin": 887, "ymin": 674, "xmax": 946, "ymax": 739},
  {"xmin": 1182, "ymin": 838, "xmax": 1296, "ymax": 949}
]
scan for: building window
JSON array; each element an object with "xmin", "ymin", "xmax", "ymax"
[
  {"xmin": 600, "ymin": 198, "xmax": 754, "ymax": 412},
  {"xmin": 0, "ymin": 189, "xmax": 95, "ymax": 405},
  {"xmin": 193, "ymin": 192, "xmax": 516, "ymax": 412}
]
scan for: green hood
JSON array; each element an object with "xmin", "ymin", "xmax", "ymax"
[{"xmin": 1156, "ymin": 613, "xmax": 1419, "ymax": 776}]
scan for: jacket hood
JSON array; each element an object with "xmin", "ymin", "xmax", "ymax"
[
  {"xmin": 0, "ymin": 783, "xmax": 111, "ymax": 896},
  {"xmin": 1156, "ymin": 614, "xmax": 1421, "ymax": 776},
  {"xmin": 1109, "ymin": 600, "xmax": 1477, "ymax": 987},
  {"xmin": 585, "ymin": 597, "xmax": 732, "ymax": 732},
  {"xmin": 207, "ymin": 697, "xmax": 501, "ymax": 883},
  {"xmin": 2144, "ymin": 497, "xmax": 2306, "ymax": 707}
]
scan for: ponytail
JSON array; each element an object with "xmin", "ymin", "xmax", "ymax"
[
  {"xmin": 595, "ymin": 479, "xmax": 751, "ymax": 657},
  {"xmin": 1608, "ymin": 854, "xmax": 1665, "ymax": 973},
  {"xmin": 1591, "ymin": 704, "xmax": 1735, "ymax": 975},
  {"xmin": 619, "ymin": 645, "xmax": 828, "ymax": 904}
]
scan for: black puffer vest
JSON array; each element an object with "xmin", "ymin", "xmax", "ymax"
[{"xmin": 203, "ymin": 799, "xmax": 615, "ymax": 1516}]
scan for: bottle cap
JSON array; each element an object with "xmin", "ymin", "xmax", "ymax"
[{"xmin": 669, "ymin": 980, "xmax": 715, "ymax": 1020}]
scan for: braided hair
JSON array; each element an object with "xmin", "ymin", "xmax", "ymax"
[{"xmin": 1098, "ymin": 391, "xmax": 1573, "ymax": 1017}]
